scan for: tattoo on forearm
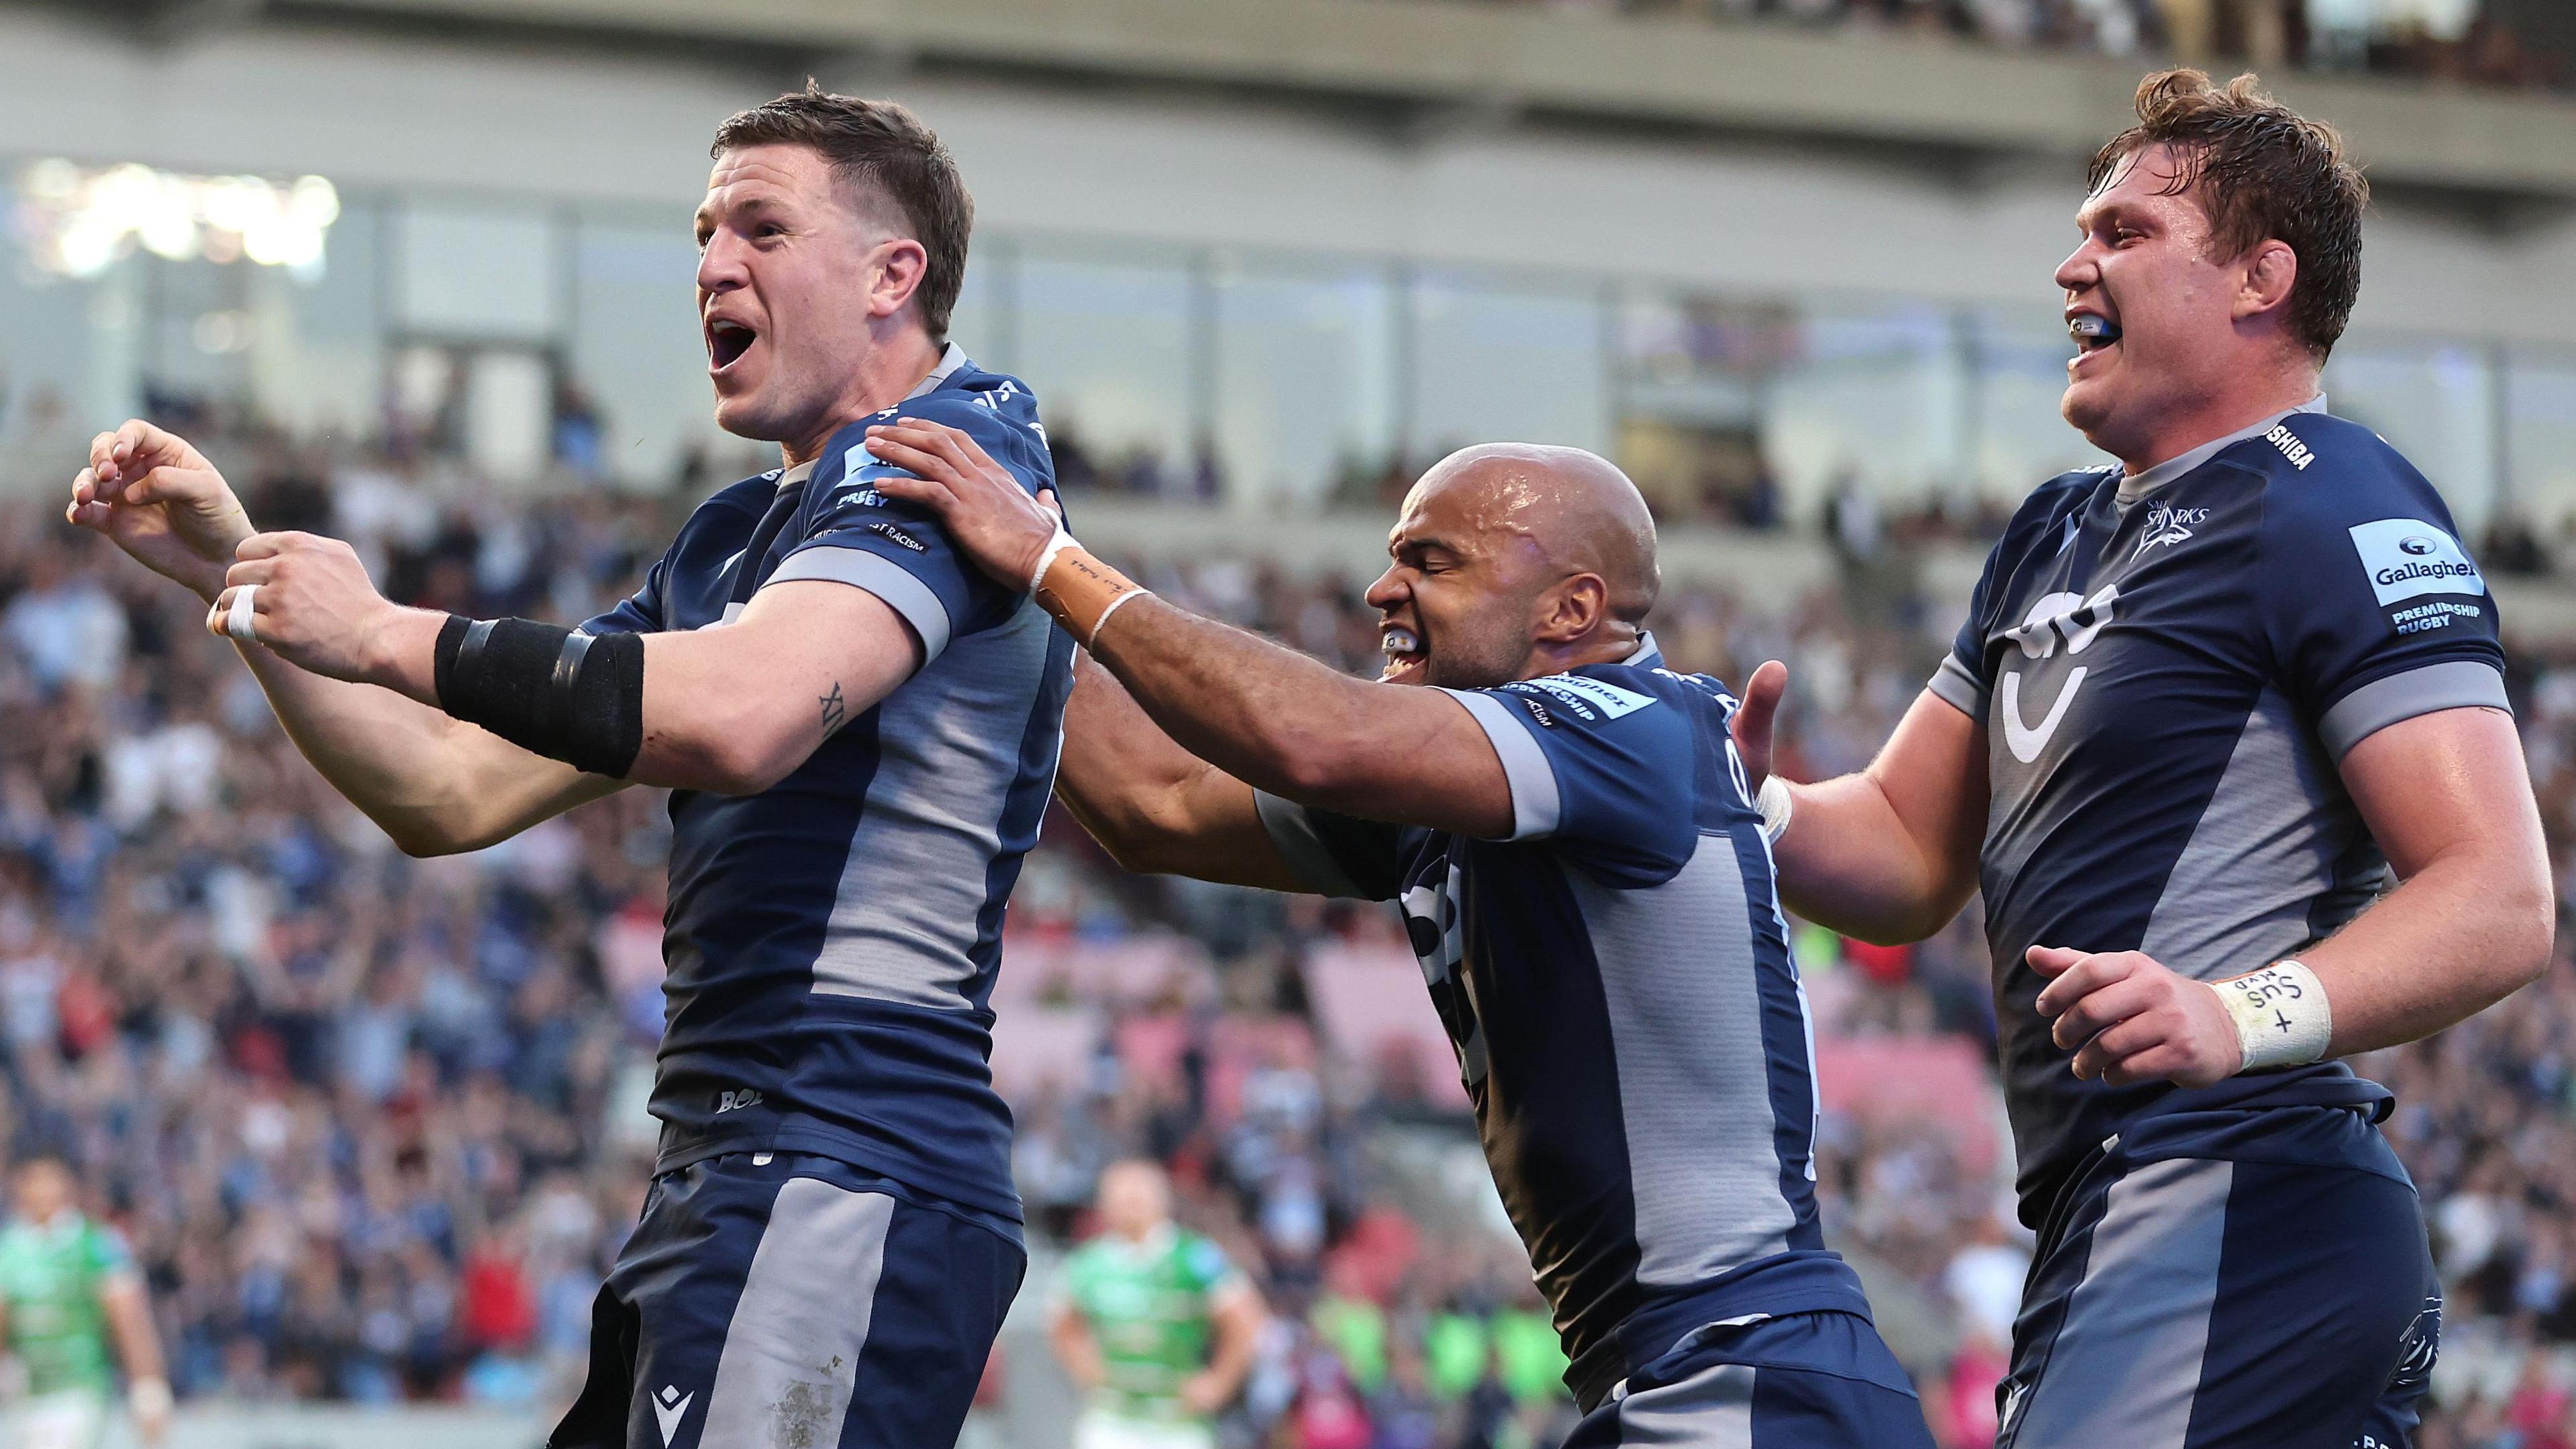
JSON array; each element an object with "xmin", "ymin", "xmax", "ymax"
[{"xmin": 820, "ymin": 682, "xmax": 847, "ymax": 739}]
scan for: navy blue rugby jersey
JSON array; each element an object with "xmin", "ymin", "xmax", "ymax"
[
  {"xmin": 1257, "ymin": 638, "xmax": 1869, "ymax": 1403},
  {"xmin": 582, "ymin": 345, "xmax": 1075, "ymax": 1231},
  {"xmin": 1932, "ymin": 400, "xmax": 2509, "ymax": 1226}
]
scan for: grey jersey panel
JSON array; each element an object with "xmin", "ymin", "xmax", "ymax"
[
  {"xmin": 1571, "ymin": 833, "xmax": 1801, "ymax": 1286},
  {"xmin": 812, "ymin": 600, "xmax": 1056, "ymax": 1009},
  {"xmin": 2136, "ymin": 686, "xmax": 2383, "ymax": 980}
]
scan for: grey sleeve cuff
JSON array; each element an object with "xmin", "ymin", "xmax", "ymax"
[
  {"xmin": 1253, "ymin": 791, "xmax": 1372, "ymax": 900},
  {"xmin": 764, "ymin": 545, "xmax": 954, "ymax": 662},
  {"xmin": 1928, "ymin": 655, "xmax": 1988, "ymax": 719},
  {"xmin": 2319, "ymin": 659, "xmax": 2510, "ymax": 759},
  {"xmin": 1437, "ymin": 688, "xmax": 1561, "ymax": 841}
]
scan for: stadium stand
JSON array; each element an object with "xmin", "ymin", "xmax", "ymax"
[{"xmin": 0, "ymin": 408, "xmax": 2569, "ymax": 1446}]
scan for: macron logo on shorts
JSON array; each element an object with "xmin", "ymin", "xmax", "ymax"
[{"xmin": 2348, "ymin": 519, "xmax": 2485, "ymax": 606}]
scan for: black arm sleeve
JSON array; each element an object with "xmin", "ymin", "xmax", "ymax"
[{"xmin": 433, "ymin": 615, "xmax": 645, "ymax": 778}]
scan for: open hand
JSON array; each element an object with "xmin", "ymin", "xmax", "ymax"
[
  {"xmin": 208, "ymin": 532, "xmax": 411, "ymax": 683},
  {"xmin": 2029, "ymin": 945, "xmax": 2239, "ymax": 1088},
  {"xmin": 67, "ymin": 420, "xmax": 256, "ymax": 602},
  {"xmin": 863, "ymin": 419, "xmax": 1061, "ymax": 593}
]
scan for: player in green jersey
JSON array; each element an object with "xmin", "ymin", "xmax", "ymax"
[
  {"xmin": 1049, "ymin": 1161, "xmax": 1265, "ymax": 1449},
  {"xmin": 0, "ymin": 1156, "xmax": 169, "ymax": 1449}
]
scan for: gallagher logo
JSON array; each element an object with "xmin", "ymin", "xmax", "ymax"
[{"xmin": 2348, "ymin": 519, "xmax": 2485, "ymax": 606}]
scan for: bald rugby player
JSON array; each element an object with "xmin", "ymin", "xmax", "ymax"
[{"xmin": 861, "ymin": 425, "xmax": 1937, "ymax": 1448}]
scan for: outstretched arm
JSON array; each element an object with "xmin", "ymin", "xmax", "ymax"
[
  {"xmin": 1054, "ymin": 653, "xmax": 1313, "ymax": 891},
  {"xmin": 1731, "ymin": 662, "xmax": 1990, "ymax": 944},
  {"xmin": 861, "ymin": 421, "xmax": 1513, "ymax": 839}
]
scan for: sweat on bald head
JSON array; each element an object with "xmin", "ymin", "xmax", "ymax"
[{"xmin": 1413, "ymin": 443, "xmax": 1661, "ymax": 624}]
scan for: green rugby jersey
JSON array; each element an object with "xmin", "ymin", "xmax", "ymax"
[
  {"xmin": 0, "ymin": 1214, "xmax": 133, "ymax": 1395},
  {"xmin": 1057, "ymin": 1225, "xmax": 1245, "ymax": 1424}
]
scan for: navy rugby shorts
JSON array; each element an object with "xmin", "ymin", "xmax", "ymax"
[
  {"xmin": 1994, "ymin": 1106, "xmax": 2439, "ymax": 1449},
  {"xmin": 550, "ymin": 1151, "xmax": 1022, "ymax": 1449},
  {"xmin": 1562, "ymin": 1309, "xmax": 1936, "ymax": 1448}
]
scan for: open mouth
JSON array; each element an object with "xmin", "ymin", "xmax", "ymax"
[
  {"xmin": 1381, "ymin": 624, "xmax": 1425, "ymax": 682},
  {"xmin": 708, "ymin": 319, "xmax": 758, "ymax": 372}
]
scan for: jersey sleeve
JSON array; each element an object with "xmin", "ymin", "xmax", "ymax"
[
  {"xmin": 763, "ymin": 394, "xmax": 1053, "ymax": 662},
  {"xmin": 1254, "ymin": 793, "xmax": 1410, "ymax": 902},
  {"xmin": 580, "ymin": 547, "xmax": 671, "ymax": 636},
  {"xmin": 1181, "ymin": 1234, "xmax": 1248, "ymax": 1299},
  {"xmin": 89, "ymin": 1225, "xmax": 135, "ymax": 1281},
  {"xmin": 2259, "ymin": 465, "xmax": 2510, "ymax": 759},
  {"xmin": 1439, "ymin": 668, "xmax": 1699, "ymax": 884},
  {"xmin": 1929, "ymin": 478, "xmax": 2089, "ymax": 719}
]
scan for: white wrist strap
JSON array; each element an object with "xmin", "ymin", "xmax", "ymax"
[
  {"xmin": 1088, "ymin": 587, "xmax": 1148, "ymax": 647},
  {"xmin": 2212, "ymin": 959, "xmax": 2332, "ymax": 1073},
  {"xmin": 225, "ymin": 584, "xmax": 260, "ymax": 645},
  {"xmin": 1028, "ymin": 523, "xmax": 1079, "ymax": 596},
  {"xmin": 1755, "ymin": 774, "xmax": 1794, "ymax": 846}
]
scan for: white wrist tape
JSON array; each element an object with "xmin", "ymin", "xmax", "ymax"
[
  {"xmin": 1755, "ymin": 774, "xmax": 1794, "ymax": 846},
  {"xmin": 129, "ymin": 1377, "xmax": 172, "ymax": 1417},
  {"xmin": 1087, "ymin": 586, "xmax": 1148, "ymax": 647},
  {"xmin": 1027, "ymin": 523, "xmax": 1079, "ymax": 596},
  {"xmin": 225, "ymin": 584, "xmax": 260, "ymax": 645},
  {"xmin": 2212, "ymin": 959, "xmax": 2332, "ymax": 1073}
]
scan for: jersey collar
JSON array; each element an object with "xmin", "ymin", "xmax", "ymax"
[
  {"xmin": 1627, "ymin": 632, "xmax": 1662, "ymax": 668},
  {"xmin": 769, "ymin": 344, "xmax": 968, "ymax": 492},
  {"xmin": 2116, "ymin": 394, "xmax": 2327, "ymax": 505}
]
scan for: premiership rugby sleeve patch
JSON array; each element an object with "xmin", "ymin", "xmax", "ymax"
[{"xmin": 2347, "ymin": 519, "xmax": 2485, "ymax": 607}]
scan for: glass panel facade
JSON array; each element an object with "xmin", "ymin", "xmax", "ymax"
[
  {"xmin": 1408, "ymin": 271, "xmax": 1608, "ymax": 465},
  {"xmin": 1014, "ymin": 242, "xmax": 1196, "ymax": 495},
  {"xmin": 0, "ymin": 162, "xmax": 2563, "ymax": 542},
  {"xmin": 1211, "ymin": 256, "xmax": 1397, "ymax": 507}
]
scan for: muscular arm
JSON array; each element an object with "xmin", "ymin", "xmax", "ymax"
[
  {"xmin": 2302, "ymin": 706, "xmax": 2552, "ymax": 1053},
  {"xmin": 231, "ymin": 644, "xmax": 617, "ymax": 857},
  {"xmin": 2036, "ymin": 705, "xmax": 2552, "ymax": 1088},
  {"xmin": 1743, "ymin": 666, "xmax": 1989, "ymax": 944},
  {"xmin": 1079, "ymin": 600, "xmax": 1513, "ymax": 839},
  {"xmin": 319, "ymin": 576, "xmax": 921, "ymax": 798},
  {"xmin": 855, "ymin": 419, "xmax": 1515, "ymax": 839},
  {"xmin": 1053, "ymin": 653, "xmax": 1312, "ymax": 891}
]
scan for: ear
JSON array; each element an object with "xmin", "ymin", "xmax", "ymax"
[
  {"xmin": 867, "ymin": 237, "xmax": 930, "ymax": 323},
  {"xmin": 2235, "ymin": 239, "xmax": 2299, "ymax": 327},
  {"xmin": 1535, "ymin": 574, "xmax": 1609, "ymax": 645}
]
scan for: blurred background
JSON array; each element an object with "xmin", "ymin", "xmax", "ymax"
[{"xmin": 1, "ymin": 0, "xmax": 2575, "ymax": 1445}]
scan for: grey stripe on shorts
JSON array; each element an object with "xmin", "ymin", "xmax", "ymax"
[
  {"xmin": 2005, "ymin": 1157, "xmax": 2235, "ymax": 1449},
  {"xmin": 697, "ymin": 1178, "xmax": 898, "ymax": 1448},
  {"xmin": 1615, "ymin": 1358, "xmax": 1756, "ymax": 1447}
]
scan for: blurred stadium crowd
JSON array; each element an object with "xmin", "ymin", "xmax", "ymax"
[
  {"xmin": 1432, "ymin": 0, "xmax": 2569, "ymax": 92},
  {"xmin": 0, "ymin": 412, "xmax": 2571, "ymax": 1449}
]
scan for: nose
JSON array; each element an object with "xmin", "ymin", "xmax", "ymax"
[
  {"xmin": 2054, "ymin": 237, "xmax": 2100, "ymax": 297},
  {"xmin": 696, "ymin": 229, "xmax": 749, "ymax": 297},
  {"xmin": 1364, "ymin": 563, "xmax": 1408, "ymax": 612}
]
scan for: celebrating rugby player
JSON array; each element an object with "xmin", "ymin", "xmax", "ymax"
[
  {"xmin": 68, "ymin": 89, "xmax": 1069, "ymax": 1449},
  {"xmin": 1726, "ymin": 71, "xmax": 2553, "ymax": 1448},
  {"xmin": 861, "ymin": 425, "xmax": 1937, "ymax": 1447}
]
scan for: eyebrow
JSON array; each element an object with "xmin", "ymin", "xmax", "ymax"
[{"xmin": 695, "ymin": 195, "xmax": 783, "ymax": 235}]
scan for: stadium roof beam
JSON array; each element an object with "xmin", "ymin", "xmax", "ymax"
[{"xmin": 278, "ymin": 0, "xmax": 2576, "ymax": 203}]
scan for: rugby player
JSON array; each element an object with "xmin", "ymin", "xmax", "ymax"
[
  {"xmin": 1049, "ymin": 1160, "xmax": 1265, "ymax": 1449},
  {"xmin": 67, "ymin": 89, "xmax": 1070, "ymax": 1449},
  {"xmin": 857, "ymin": 427, "xmax": 1938, "ymax": 1446},
  {"xmin": 1726, "ymin": 72, "xmax": 2553, "ymax": 1447},
  {"xmin": 0, "ymin": 1155, "xmax": 169, "ymax": 1449}
]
